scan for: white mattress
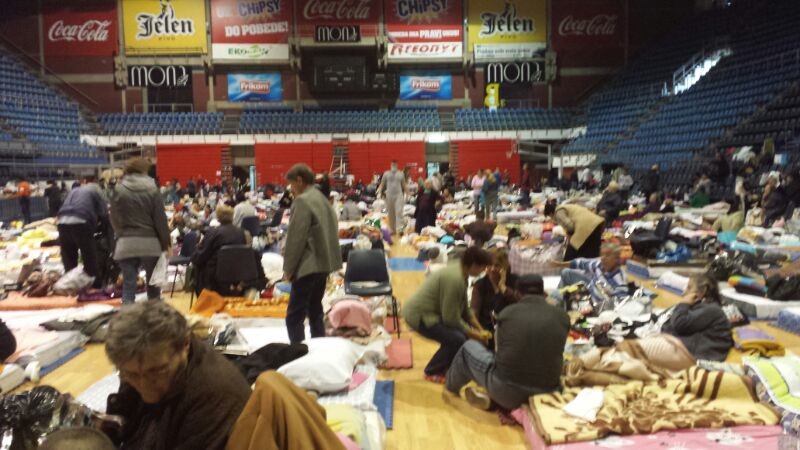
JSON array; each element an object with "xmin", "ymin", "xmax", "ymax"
[
  {"xmin": 721, "ymin": 287, "xmax": 800, "ymax": 319},
  {"xmin": 19, "ymin": 331, "xmax": 87, "ymax": 367},
  {"xmin": 496, "ymin": 210, "xmax": 537, "ymax": 223},
  {"xmin": 0, "ymin": 364, "xmax": 25, "ymax": 394}
]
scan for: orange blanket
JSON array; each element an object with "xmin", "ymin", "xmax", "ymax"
[
  {"xmin": 191, "ymin": 290, "xmax": 288, "ymax": 318},
  {"xmin": 0, "ymin": 292, "xmax": 121, "ymax": 311}
]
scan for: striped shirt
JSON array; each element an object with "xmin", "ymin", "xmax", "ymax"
[{"xmin": 570, "ymin": 258, "xmax": 628, "ymax": 308}]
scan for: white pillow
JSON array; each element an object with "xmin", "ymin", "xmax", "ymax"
[{"xmin": 277, "ymin": 337, "xmax": 364, "ymax": 393}]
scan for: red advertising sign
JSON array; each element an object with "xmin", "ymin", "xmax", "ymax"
[
  {"xmin": 210, "ymin": 0, "xmax": 292, "ymax": 60},
  {"xmin": 43, "ymin": 3, "xmax": 118, "ymax": 56},
  {"xmin": 551, "ymin": 0, "xmax": 624, "ymax": 50},
  {"xmin": 296, "ymin": 0, "xmax": 382, "ymax": 38},
  {"xmin": 384, "ymin": 0, "xmax": 462, "ymax": 59}
]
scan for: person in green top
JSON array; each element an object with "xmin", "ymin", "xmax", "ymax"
[{"xmin": 403, "ymin": 247, "xmax": 493, "ymax": 383}]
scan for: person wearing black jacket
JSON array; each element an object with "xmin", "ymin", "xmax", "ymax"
[
  {"xmin": 596, "ymin": 182, "xmax": 623, "ymax": 226},
  {"xmin": 414, "ymin": 180, "xmax": 439, "ymax": 233},
  {"xmin": 57, "ymin": 183, "xmax": 108, "ymax": 282},
  {"xmin": 642, "ymin": 165, "xmax": 660, "ymax": 199},
  {"xmin": 44, "ymin": 180, "xmax": 62, "ymax": 217},
  {"xmin": 192, "ymin": 204, "xmax": 249, "ymax": 295},
  {"xmin": 661, "ymin": 273, "xmax": 733, "ymax": 361},
  {"xmin": 470, "ymin": 249, "xmax": 518, "ymax": 332},
  {"xmin": 762, "ymin": 176, "xmax": 792, "ymax": 226}
]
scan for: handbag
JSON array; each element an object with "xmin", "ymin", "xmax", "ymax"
[{"xmin": 766, "ymin": 274, "xmax": 800, "ymax": 301}]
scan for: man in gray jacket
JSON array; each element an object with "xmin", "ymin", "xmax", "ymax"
[
  {"xmin": 57, "ymin": 182, "xmax": 108, "ymax": 283},
  {"xmin": 283, "ymin": 163, "xmax": 342, "ymax": 343}
]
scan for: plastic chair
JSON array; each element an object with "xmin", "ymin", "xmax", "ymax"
[
  {"xmin": 169, "ymin": 231, "xmax": 198, "ymax": 298},
  {"xmin": 240, "ymin": 215, "xmax": 262, "ymax": 238},
  {"xmin": 215, "ymin": 244, "xmax": 260, "ymax": 287},
  {"xmin": 344, "ymin": 249, "xmax": 400, "ymax": 337}
]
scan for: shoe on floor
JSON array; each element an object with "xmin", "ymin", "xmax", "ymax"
[
  {"xmin": 424, "ymin": 374, "xmax": 446, "ymax": 384},
  {"xmin": 464, "ymin": 386, "xmax": 491, "ymax": 410}
]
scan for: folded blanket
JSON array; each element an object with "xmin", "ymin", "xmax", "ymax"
[
  {"xmin": 745, "ymin": 355, "xmax": 800, "ymax": 434},
  {"xmin": 191, "ymin": 289, "xmax": 288, "ymax": 318},
  {"xmin": 529, "ymin": 367, "xmax": 780, "ymax": 445},
  {"xmin": 733, "ymin": 326, "xmax": 785, "ymax": 357}
]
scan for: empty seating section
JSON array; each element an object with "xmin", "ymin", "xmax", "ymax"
[
  {"xmin": 98, "ymin": 112, "xmax": 224, "ymax": 135},
  {"xmin": 0, "ymin": 49, "xmax": 102, "ymax": 164},
  {"xmin": 454, "ymin": 108, "xmax": 574, "ymax": 131},
  {"xmin": 239, "ymin": 109, "xmax": 440, "ymax": 134}
]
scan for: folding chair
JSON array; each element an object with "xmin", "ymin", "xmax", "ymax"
[{"xmin": 344, "ymin": 249, "xmax": 400, "ymax": 338}]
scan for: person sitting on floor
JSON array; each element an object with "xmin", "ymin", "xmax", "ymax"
[
  {"xmin": 546, "ymin": 201, "xmax": 605, "ymax": 260},
  {"xmin": 402, "ymin": 247, "xmax": 492, "ymax": 383},
  {"xmin": 551, "ymin": 243, "xmax": 628, "ymax": 312},
  {"xmin": 232, "ymin": 192, "xmax": 257, "ymax": 228},
  {"xmin": 340, "ymin": 194, "xmax": 362, "ymax": 221},
  {"xmin": 463, "ymin": 211, "xmax": 496, "ymax": 247},
  {"xmin": 446, "ymin": 274, "xmax": 569, "ymax": 411},
  {"xmin": 470, "ymin": 248, "xmax": 519, "ymax": 332},
  {"xmin": 191, "ymin": 204, "xmax": 255, "ymax": 295},
  {"xmin": 712, "ymin": 197, "xmax": 745, "ymax": 233},
  {"xmin": 596, "ymin": 181, "xmax": 623, "ymax": 226},
  {"xmin": 642, "ymin": 193, "xmax": 661, "ymax": 215},
  {"xmin": 105, "ymin": 301, "xmax": 251, "ymax": 450},
  {"xmin": 661, "ymin": 272, "xmax": 733, "ymax": 361}
]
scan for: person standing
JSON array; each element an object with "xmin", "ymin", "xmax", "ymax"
[
  {"xmin": 378, "ymin": 161, "xmax": 407, "ymax": 235},
  {"xmin": 482, "ymin": 170, "xmax": 499, "ymax": 220},
  {"xmin": 546, "ymin": 202, "xmax": 605, "ymax": 260},
  {"xmin": 57, "ymin": 182, "xmax": 108, "ymax": 282},
  {"xmin": 642, "ymin": 165, "xmax": 660, "ymax": 200},
  {"xmin": 17, "ymin": 177, "xmax": 31, "ymax": 224},
  {"xmin": 471, "ymin": 169, "xmax": 485, "ymax": 215},
  {"xmin": 283, "ymin": 164, "xmax": 342, "ymax": 343},
  {"xmin": 414, "ymin": 180, "xmax": 439, "ymax": 234},
  {"xmin": 520, "ymin": 163, "xmax": 531, "ymax": 208},
  {"xmin": 110, "ymin": 158, "xmax": 170, "ymax": 304},
  {"xmin": 44, "ymin": 180, "xmax": 62, "ymax": 217}
]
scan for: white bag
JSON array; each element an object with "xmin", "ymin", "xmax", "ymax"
[
  {"xmin": 53, "ymin": 266, "xmax": 94, "ymax": 295},
  {"xmin": 150, "ymin": 252, "xmax": 168, "ymax": 286}
]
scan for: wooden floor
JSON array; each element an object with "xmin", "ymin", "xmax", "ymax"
[{"xmin": 15, "ymin": 242, "xmax": 800, "ymax": 449}]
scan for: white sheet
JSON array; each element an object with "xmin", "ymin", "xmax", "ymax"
[{"xmin": 721, "ymin": 287, "xmax": 800, "ymax": 319}]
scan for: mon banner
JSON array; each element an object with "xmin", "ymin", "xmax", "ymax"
[
  {"xmin": 43, "ymin": 3, "xmax": 118, "ymax": 56},
  {"xmin": 228, "ymin": 73, "xmax": 283, "ymax": 102},
  {"xmin": 384, "ymin": 0, "xmax": 463, "ymax": 60},
  {"xmin": 467, "ymin": 0, "xmax": 546, "ymax": 62},
  {"xmin": 551, "ymin": 0, "xmax": 624, "ymax": 50},
  {"xmin": 210, "ymin": 0, "xmax": 291, "ymax": 61},
  {"xmin": 399, "ymin": 72, "xmax": 452, "ymax": 100},
  {"xmin": 296, "ymin": 0, "xmax": 382, "ymax": 38},
  {"xmin": 123, "ymin": 0, "xmax": 207, "ymax": 55}
]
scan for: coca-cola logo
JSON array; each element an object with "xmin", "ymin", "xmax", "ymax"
[
  {"xmin": 48, "ymin": 19, "xmax": 111, "ymax": 43},
  {"xmin": 303, "ymin": 0, "xmax": 372, "ymax": 21},
  {"xmin": 558, "ymin": 14, "xmax": 618, "ymax": 37}
]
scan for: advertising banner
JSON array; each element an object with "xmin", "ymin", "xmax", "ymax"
[
  {"xmin": 43, "ymin": 3, "xmax": 118, "ymax": 56},
  {"xmin": 399, "ymin": 72, "xmax": 452, "ymax": 100},
  {"xmin": 123, "ymin": 0, "xmax": 207, "ymax": 55},
  {"xmin": 128, "ymin": 65, "xmax": 191, "ymax": 88},
  {"xmin": 551, "ymin": 0, "xmax": 623, "ymax": 50},
  {"xmin": 296, "ymin": 0, "xmax": 382, "ymax": 38},
  {"xmin": 228, "ymin": 73, "xmax": 283, "ymax": 102},
  {"xmin": 384, "ymin": 0, "xmax": 463, "ymax": 60},
  {"xmin": 210, "ymin": 0, "xmax": 291, "ymax": 61},
  {"xmin": 467, "ymin": 0, "xmax": 546, "ymax": 62}
]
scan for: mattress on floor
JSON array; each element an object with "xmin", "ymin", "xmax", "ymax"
[
  {"xmin": 76, "ymin": 372, "xmax": 120, "ymax": 413},
  {"xmin": 317, "ymin": 363, "xmax": 378, "ymax": 412},
  {"xmin": 0, "ymin": 364, "xmax": 25, "ymax": 394},
  {"xmin": 775, "ymin": 307, "xmax": 800, "ymax": 335},
  {"xmin": 721, "ymin": 288, "xmax": 800, "ymax": 320},
  {"xmin": 496, "ymin": 210, "xmax": 537, "ymax": 223},
  {"xmin": 16, "ymin": 330, "xmax": 87, "ymax": 367}
]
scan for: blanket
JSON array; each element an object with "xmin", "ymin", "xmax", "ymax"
[
  {"xmin": 528, "ymin": 367, "xmax": 780, "ymax": 445},
  {"xmin": 733, "ymin": 326, "xmax": 785, "ymax": 357},
  {"xmin": 745, "ymin": 355, "xmax": 800, "ymax": 434},
  {"xmin": 551, "ymin": 425, "xmax": 783, "ymax": 449},
  {"xmin": 191, "ymin": 289, "xmax": 288, "ymax": 318},
  {"xmin": 0, "ymin": 292, "xmax": 120, "ymax": 311}
]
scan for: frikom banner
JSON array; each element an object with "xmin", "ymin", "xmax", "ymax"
[
  {"xmin": 228, "ymin": 73, "xmax": 283, "ymax": 102},
  {"xmin": 551, "ymin": 0, "xmax": 623, "ymax": 51},
  {"xmin": 399, "ymin": 72, "xmax": 452, "ymax": 100},
  {"xmin": 43, "ymin": 2, "xmax": 118, "ymax": 56},
  {"xmin": 296, "ymin": 0, "xmax": 382, "ymax": 38},
  {"xmin": 122, "ymin": 0, "xmax": 208, "ymax": 55},
  {"xmin": 467, "ymin": 0, "xmax": 546, "ymax": 62},
  {"xmin": 384, "ymin": 0, "xmax": 463, "ymax": 60},
  {"xmin": 211, "ymin": 0, "xmax": 291, "ymax": 61}
]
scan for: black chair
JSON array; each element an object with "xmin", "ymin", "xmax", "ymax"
[
  {"xmin": 169, "ymin": 231, "xmax": 198, "ymax": 298},
  {"xmin": 344, "ymin": 249, "xmax": 400, "ymax": 338},
  {"xmin": 215, "ymin": 244, "xmax": 260, "ymax": 294},
  {"xmin": 240, "ymin": 216, "xmax": 262, "ymax": 238}
]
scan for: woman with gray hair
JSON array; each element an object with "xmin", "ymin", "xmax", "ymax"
[
  {"xmin": 105, "ymin": 301, "xmax": 250, "ymax": 450},
  {"xmin": 110, "ymin": 158, "xmax": 170, "ymax": 303}
]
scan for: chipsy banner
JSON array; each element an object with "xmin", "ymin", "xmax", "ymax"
[
  {"xmin": 228, "ymin": 73, "xmax": 283, "ymax": 102},
  {"xmin": 399, "ymin": 72, "xmax": 452, "ymax": 100},
  {"xmin": 43, "ymin": 3, "xmax": 118, "ymax": 56},
  {"xmin": 296, "ymin": 0, "xmax": 382, "ymax": 37},
  {"xmin": 211, "ymin": 0, "xmax": 291, "ymax": 61},
  {"xmin": 123, "ymin": 0, "xmax": 207, "ymax": 55},
  {"xmin": 551, "ymin": 0, "xmax": 623, "ymax": 50},
  {"xmin": 467, "ymin": 0, "xmax": 546, "ymax": 62},
  {"xmin": 385, "ymin": 0, "xmax": 463, "ymax": 60}
]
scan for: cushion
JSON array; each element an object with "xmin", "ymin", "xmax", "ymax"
[
  {"xmin": 328, "ymin": 300, "xmax": 372, "ymax": 335},
  {"xmin": 278, "ymin": 337, "xmax": 364, "ymax": 393}
]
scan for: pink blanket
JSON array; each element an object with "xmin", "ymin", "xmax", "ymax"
[{"xmin": 0, "ymin": 292, "xmax": 120, "ymax": 311}]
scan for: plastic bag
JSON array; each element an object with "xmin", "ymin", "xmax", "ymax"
[
  {"xmin": 149, "ymin": 252, "xmax": 168, "ymax": 286},
  {"xmin": 53, "ymin": 266, "xmax": 94, "ymax": 295}
]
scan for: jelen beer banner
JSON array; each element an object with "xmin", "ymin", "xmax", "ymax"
[
  {"xmin": 467, "ymin": 0, "xmax": 546, "ymax": 62},
  {"xmin": 123, "ymin": 0, "xmax": 208, "ymax": 55},
  {"xmin": 551, "ymin": 0, "xmax": 623, "ymax": 51},
  {"xmin": 384, "ymin": 0, "xmax": 463, "ymax": 60},
  {"xmin": 210, "ymin": 0, "xmax": 291, "ymax": 61},
  {"xmin": 43, "ymin": 3, "xmax": 118, "ymax": 56},
  {"xmin": 296, "ymin": 0, "xmax": 382, "ymax": 38}
]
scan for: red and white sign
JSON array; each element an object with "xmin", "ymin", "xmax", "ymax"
[
  {"xmin": 211, "ymin": 0, "xmax": 291, "ymax": 61},
  {"xmin": 43, "ymin": 3, "xmax": 118, "ymax": 56},
  {"xmin": 384, "ymin": 0, "xmax": 462, "ymax": 60},
  {"xmin": 296, "ymin": 0, "xmax": 382, "ymax": 38},
  {"xmin": 551, "ymin": 0, "xmax": 624, "ymax": 50}
]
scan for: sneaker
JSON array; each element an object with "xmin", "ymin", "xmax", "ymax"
[
  {"xmin": 424, "ymin": 374, "xmax": 446, "ymax": 384},
  {"xmin": 464, "ymin": 386, "xmax": 491, "ymax": 410},
  {"xmin": 25, "ymin": 361, "xmax": 41, "ymax": 383}
]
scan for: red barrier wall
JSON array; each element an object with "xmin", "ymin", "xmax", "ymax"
[
  {"xmin": 254, "ymin": 142, "xmax": 336, "ymax": 185},
  {"xmin": 157, "ymin": 144, "xmax": 223, "ymax": 186},
  {"xmin": 454, "ymin": 140, "xmax": 519, "ymax": 183}
]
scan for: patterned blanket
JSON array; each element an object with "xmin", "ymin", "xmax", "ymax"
[{"xmin": 528, "ymin": 367, "xmax": 780, "ymax": 445}]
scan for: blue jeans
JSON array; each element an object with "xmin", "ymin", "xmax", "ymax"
[
  {"xmin": 118, "ymin": 257, "xmax": 161, "ymax": 304},
  {"xmin": 446, "ymin": 340, "xmax": 549, "ymax": 410},
  {"xmin": 549, "ymin": 268, "xmax": 591, "ymax": 304},
  {"xmin": 414, "ymin": 321, "xmax": 466, "ymax": 376}
]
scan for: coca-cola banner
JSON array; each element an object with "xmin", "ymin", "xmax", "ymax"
[
  {"xmin": 43, "ymin": 3, "xmax": 118, "ymax": 56},
  {"xmin": 296, "ymin": 0, "xmax": 382, "ymax": 38},
  {"xmin": 384, "ymin": 0, "xmax": 463, "ymax": 60},
  {"xmin": 210, "ymin": 0, "xmax": 291, "ymax": 61},
  {"xmin": 551, "ymin": 0, "xmax": 624, "ymax": 50}
]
